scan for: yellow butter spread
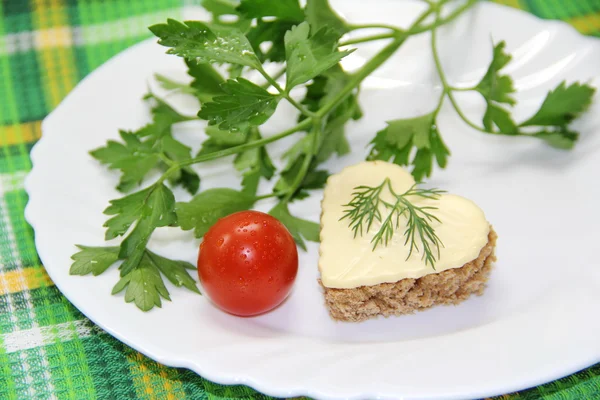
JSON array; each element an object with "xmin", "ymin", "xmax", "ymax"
[{"xmin": 319, "ymin": 161, "xmax": 490, "ymax": 289}]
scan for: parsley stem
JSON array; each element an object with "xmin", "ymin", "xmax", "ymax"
[
  {"xmin": 257, "ymin": 66, "xmax": 315, "ymax": 118},
  {"xmin": 449, "ymin": 85, "xmax": 476, "ymax": 92},
  {"xmin": 348, "ymin": 23, "xmax": 403, "ymax": 32},
  {"xmin": 339, "ymin": 33, "xmax": 397, "ymax": 47},
  {"xmin": 159, "ymin": 153, "xmax": 176, "ymax": 166},
  {"xmin": 430, "ymin": 8, "xmax": 489, "ymax": 134},
  {"xmin": 260, "ymin": 67, "xmax": 286, "ymax": 89},
  {"xmin": 281, "ymin": 121, "xmax": 321, "ymax": 204},
  {"xmin": 154, "ymin": 119, "xmax": 311, "ymax": 187},
  {"xmin": 254, "ymin": 192, "xmax": 284, "ymax": 201},
  {"xmin": 317, "ymin": 6, "xmax": 435, "ymax": 119},
  {"xmin": 409, "ymin": 0, "xmax": 477, "ymax": 35},
  {"xmin": 179, "ymin": 119, "xmax": 312, "ymax": 168}
]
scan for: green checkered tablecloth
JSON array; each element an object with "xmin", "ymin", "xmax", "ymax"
[{"xmin": 0, "ymin": 0, "xmax": 599, "ymax": 399}]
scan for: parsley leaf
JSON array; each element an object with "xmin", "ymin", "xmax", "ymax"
[
  {"xmin": 269, "ymin": 201, "xmax": 319, "ymax": 250},
  {"xmin": 200, "ymin": 0, "xmax": 240, "ymax": 17},
  {"xmin": 299, "ymin": 66, "xmax": 360, "ymax": 163},
  {"xmin": 161, "ymin": 135, "xmax": 200, "ymax": 195},
  {"xmin": 149, "ymin": 19, "xmax": 261, "ymax": 69},
  {"xmin": 104, "ymin": 184, "xmax": 177, "ymax": 276},
  {"xmin": 368, "ymin": 113, "xmax": 450, "ymax": 181},
  {"xmin": 284, "ymin": 22, "xmax": 354, "ymax": 89},
  {"xmin": 70, "ymin": 246, "xmax": 120, "ymax": 276},
  {"xmin": 521, "ymin": 81, "xmax": 596, "ymax": 127},
  {"xmin": 482, "ymin": 103, "xmax": 517, "ymax": 134},
  {"xmin": 205, "ymin": 125, "xmax": 249, "ymax": 146},
  {"xmin": 91, "ymin": 94, "xmax": 199, "ymax": 193},
  {"xmin": 72, "ymin": 245, "xmax": 200, "ymax": 311},
  {"xmin": 176, "ymin": 188, "xmax": 256, "ymax": 237},
  {"xmin": 473, "ymin": 41, "xmax": 518, "ymax": 134},
  {"xmin": 246, "ymin": 20, "xmax": 294, "ymax": 63},
  {"xmin": 154, "ymin": 74, "xmax": 197, "ymax": 95},
  {"xmin": 237, "ymin": 0, "xmax": 303, "ymax": 21},
  {"xmin": 103, "ymin": 187, "xmax": 152, "ymax": 240},
  {"xmin": 475, "ymin": 41, "xmax": 516, "ymax": 106},
  {"xmin": 274, "ymin": 154, "xmax": 328, "ymax": 201},
  {"xmin": 534, "ymin": 129, "xmax": 579, "ymax": 150},
  {"xmin": 145, "ymin": 250, "xmax": 200, "ymax": 294},
  {"xmin": 112, "ymin": 254, "xmax": 171, "ymax": 311},
  {"xmin": 90, "ymin": 131, "xmax": 160, "ymax": 193},
  {"xmin": 185, "ymin": 58, "xmax": 225, "ymax": 103},
  {"xmin": 305, "ymin": 0, "xmax": 349, "ymax": 40},
  {"xmin": 198, "ymin": 78, "xmax": 280, "ymax": 131},
  {"xmin": 233, "ymin": 130, "xmax": 275, "ymax": 196}
]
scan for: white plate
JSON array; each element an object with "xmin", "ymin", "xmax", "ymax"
[{"xmin": 25, "ymin": 2, "xmax": 600, "ymax": 399}]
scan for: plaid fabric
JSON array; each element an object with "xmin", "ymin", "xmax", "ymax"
[{"xmin": 0, "ymin": 0, "xmax": 599, "ymax": 399}]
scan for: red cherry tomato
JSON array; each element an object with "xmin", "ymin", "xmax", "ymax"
[{"xmin": 197, "ymin": 210, "xmax": 298, "ymax": 316}]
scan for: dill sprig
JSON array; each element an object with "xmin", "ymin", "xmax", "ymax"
[{"xmin": 340, "ymin": 178, "xmax": 445, "ymax": 269}]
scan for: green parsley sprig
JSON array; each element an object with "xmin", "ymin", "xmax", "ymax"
[
  {"xmin": 368, "ymin": 8, "xmax": 596, "ymax": 180},
  {"xmin": 340, "ymin": 179, "xmax": 445, "ymax": 268},
  {"xmin": 71, "ymin": 0, "xmax": 596, "ymax": 311}
]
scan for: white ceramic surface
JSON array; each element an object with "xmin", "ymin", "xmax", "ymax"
[{"xmin": 25, "ymin": 2, "xmax": 600, "ymax": 399}]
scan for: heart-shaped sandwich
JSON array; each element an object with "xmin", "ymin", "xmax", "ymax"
[{"xmin": 319, "ymin": 161, "xmax": 497, "ymax": 322}]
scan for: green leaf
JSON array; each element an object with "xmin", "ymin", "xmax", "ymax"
[
  {"xmin": 237, "ymin": 0, "xmax": 303, "ymax": 21},
  {"xmin": 154, "ymin": 74, "xmax": 197, "ymax": 94},
  {"xmin": 430, "ymin": 127, "xmax": 450, "ymax": 169},
  {"xmin": 534, "ymin": 129, "xmax": 579, "ymax": 150},
  {"xmin": 411, "ymin": 148, "xmax": 433, "ymax": 182},
  {"xmin": 233, "ymin": 130, "xmax": 275, "ymax": 196},
  {"xmin": 149, "ymin": 19, "xmax": 261, "ymax": 69},
  {"xmin": 521, "ymin": 81, "xmax": 596, "ymax": 127},
  {"xmin": 145, "ymin": 250, "xmax": 201, "ymax": 294},
  {"xmin": 316, "ymin": 125, "xmax": 350, "ymax": 163},
  {"xmin": 176, "ymin": 188, "xmax": 256, "ymax": 237},
  {"xmin": 103, "ymin": 187, "xmax": 153, "ymax": 240},
  {"xmin": 269, "ymin": 202, "xmax": 319, "ymax": 250},
  {"xmin": 201, "ymin": 0, "xmax": 240, "ymax": 17},
  {"xmin": 70, "ymin": 246, "xmax": 120, "ymax": 276},
  {"xmin": 482, "ymin": 103, "xmax": 517, "ymax": 134},
  {"xmin": 106, "ymin": 184, "xmax": 177, "ymax": 276},
  {"xmin": 113, "ymin": 256, "xmax": 170, "ymax": 312},
  {"xmin": 198, "ymin": 78, "xmax": 280, "ymax": 131},
  {"xmin": 90, "ymin": 131, "xmax": 160, "ymax": 193},
  {"xmin": 246, "ymin": 20, "xmax": 294, "ymax": 63},
  {"xmin": 91, "ymin": 93, "xmax": 196, "ymax": 193},
  {"xmin": 367, "ymin": 113, "xmax": 450, "ymax": 181},
  {"xmin": 205, "ymin": 125, "xmax": 249, "ymax": 146},
  {"xmin": 108, "ymin": 248, "xmax": 199, "ymax": 311},
  {"xmin": 300, "ymin": 75, "xmax": 327, "ymax": 114},
  {"xmin": 298, "ymin": 66, "xmax": 359, "ymax": 164},
  {"xmin": 284, "ymin": 22, "xmax": 354, "ymax": 89},
  {"xmin": 274, "ymin": 155, "xmax": 327, "ymax": 201},
  {"xmin": 185, "ymin": 58, "xmax": 226, "ymax": 103},
  {"xmin": 305, "ymin": 0, "xmax": 349, "ymax": 40},
  {"xmin": 475, "ymin": 41, "xmax": 515, "ymax": 106},
  {"xmin": 197, "ymin": 138, "xmax": 231, "ymax": 156},
  {"xmin": 161, "ymin": 135, "xmax": 201, "ymax": 195},
  {"xmin": 142, "ymin": 94, "xmax": 194, "ymax": 137}
]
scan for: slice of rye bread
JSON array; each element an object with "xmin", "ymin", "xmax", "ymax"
[{"xmin": 320, "ymin": 228, "xmax": 497, "ymax": 322}]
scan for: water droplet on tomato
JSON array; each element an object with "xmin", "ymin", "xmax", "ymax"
[{"xmin": 216, "ymin": 238, "xmax": 224, "ymax": 247}]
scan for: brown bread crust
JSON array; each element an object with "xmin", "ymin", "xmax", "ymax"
[{"xmin": 320, "ymin": 228, "xmax": 497, "ymax": 322}]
